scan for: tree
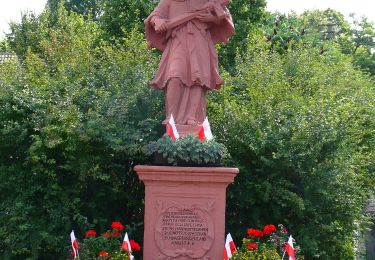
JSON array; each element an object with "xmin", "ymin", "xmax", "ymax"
[
  {"xmin": 348, "ymin": 15, "xmax": 375, "ymax": 75},
  {"xmin": 1, "ymin": 5, "xmax": 162, "ymax": 258},
  {"xmin": 2, "ymin": 1, "xmax": 374, "ymax": 258},
  {"xmin": 296, "ymin": 9, "xmax": 375, "ymax": 75},
  {"xmin": 209, "ymin": 31, "xmax": 375, "ymax": 258},
  {"xmin": 99, "ymin": 0, "xmax": 157, "ymax": 39},
  {"xmin": 65, "ymin": 0, "xmax": 101, "ymax": 18},
  {"xmin": 220, "ymin": 0, "xmax": 267, "ymax": 71},
  {"xmin": 298, "ymin": 9, "xmax": 351, "ymax": 38},
  {"xmin": 0, "ymin": 40, "xmax": 10, "ymax": 52}
]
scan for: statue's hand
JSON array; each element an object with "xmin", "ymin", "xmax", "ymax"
[
  {"xmin": 196, "ymin": 10, "xmax": 218, "ymax": 23},
  {"xmin": 153, "ymin": 18, "xmax": 168, "ymax": 33}
]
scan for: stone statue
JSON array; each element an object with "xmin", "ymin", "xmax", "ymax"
[{"xmin": 145, "ymin": 0, "xmax": 234, "ymax": 133}]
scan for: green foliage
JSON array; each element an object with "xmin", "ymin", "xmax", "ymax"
[
  {"xmin": 209, "ymin": 32, "xmax": 375, "ymax": 258},
  {"xmin": 99, "ymin": 0, "xmax": 158, "ymax": 39},
  {"xmin": 0, "ymin": 7, "xmax": 161, "ymax": 259},
  {"xmin": 262, "ymin": 13, "xmax": 306, "ymax": 53},
  {"xmin": 220, "ymin": 0, "xmax": 266, "ymax": 72},
  {"xmin": 0, "ymin": 39, "xmax": 10, "ymax": 52},
  {"xmin": 231, "ymin": 243, "xmax": 280, "ymax": 260},
  {"xmin": 144, "ymin": 135, "xmax": 229, "ymax": 166},
  {"xmin": 348, "ymin": 15, "xmax": 375, "ymax": 75},
  {"xmin": 298, "ymin": 8, "xmax": 351, "ymax": 37},
  {"xmin": 1, "ymin": 1, "xmax": 374, "ymax": 259},
  {"xmin": 295, "ymin": 10, "xmax": 375, "ymax": 75}
]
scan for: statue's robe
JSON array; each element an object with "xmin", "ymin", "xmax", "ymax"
[{"xmin": 145, "ymin": 0, "xmax": 234, "ymax": 125}]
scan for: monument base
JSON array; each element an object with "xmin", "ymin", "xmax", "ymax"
[{"xmin": 134, "ymin": 165, "xmax": 238, "ymax": 260}]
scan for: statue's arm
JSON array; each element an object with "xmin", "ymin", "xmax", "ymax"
[
  {"xmin": 196, "ymin": 0, "xmax": 230, "ymax": 24},
  {"xmin": 146, "ymin": 0, "xmax": 169, "ymax": 33}
]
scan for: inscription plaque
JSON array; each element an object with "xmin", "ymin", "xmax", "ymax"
[{"xmin": 155, "ymin": 202, "xmax": 214, "ymax": 259}]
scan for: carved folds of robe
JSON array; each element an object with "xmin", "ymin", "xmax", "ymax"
[{"xmin": 145, "ymin": 0, "xmax": 234, "ymax": 125}]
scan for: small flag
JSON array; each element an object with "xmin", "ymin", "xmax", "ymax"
[
  {"xmin": 198, "ymin": 117, "xmax": 213, "ymax": 141},
  {"xmin": 121, "ymin": 232, "xmax": 134, "ymax": 260},
  {"xmin": 70, "ymin": 230, "xmax": 79, "ymax": 259},
  {"xmin": 223, "ymin": 233, "xmax": 236, "ymax": 260},
  {"xmin": 166, "ymin": 114, "xmax": 180, "ymax": 141},
  {"xmin": 284, "ymin": 235, "xmax": 296, "ymax": 260}
]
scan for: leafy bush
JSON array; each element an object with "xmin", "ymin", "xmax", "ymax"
[
  {"xmin": 0, "ymin": 2, "xmax": 374, "ymax": 259},
  {"xmin": 144, "ymin": 135, "xmax": 229, "ymax": 166},
  {"xmin": 210, "ymin": 33, "xmax": 375, "ymax": 258},
  {"xmin": 232, "ymin": 244, "xmax": 280, "ymax": 260},
  {"xmin": 0, "ymin": 6, "xmax": 162, "ymax": 259}
]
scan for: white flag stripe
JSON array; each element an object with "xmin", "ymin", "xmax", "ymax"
[
  {"xmin": 225, "ymin": 233, "xmax": 233, "ymax": 257},
  {"xmin": 70, "ymin": 230, "xmax": 78, "ymax": 259},
  {"xmin": 170, "ymin": 114, "xmax": 180, "ymax": 140},
  {"xmin": 122, "ymin": 232, "xmax": 134, "ymax": 260},
  {"xmin": 202, "ymin": 117, "xmax": 213, "ymax": 140},
  {"xmin": 70, "ymin": 231, "xmax": 75, "ymax": 242},
  {"xmin": 224, "ymin": 233, "xmax": 235, "ymax": 258},
  {"xmin": 288, "ymin": 235, "xmax": 294, "ymax": 260}
]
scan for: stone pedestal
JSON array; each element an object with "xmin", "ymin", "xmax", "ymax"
[{"xmin": 134, "ymin": 165, "xmax": 238, "ymax": 260}]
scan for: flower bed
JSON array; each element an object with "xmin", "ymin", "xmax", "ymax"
[{"xmin": 73, "ymin": 221, "xmax": 141, "ymax": 259}]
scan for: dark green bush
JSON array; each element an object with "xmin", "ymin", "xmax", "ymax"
[
  {"xmin": 144, "ymin": 135, "xmax": 229, "ymax": 166},
  {"xmin": 209, "ymin": 34, "xmax": 374, "ymax": 258},
  {"xmin": 0, "ymin": 7, "xmax": 162, "ymax": 259},
  {"xmin": 0, "ymin": 2, "xmax": 373, "ymax": 259}
]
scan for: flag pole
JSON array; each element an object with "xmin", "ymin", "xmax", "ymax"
[{"xmin": 282, "ymin": 251, "xmax": 285, "ymax": 260}]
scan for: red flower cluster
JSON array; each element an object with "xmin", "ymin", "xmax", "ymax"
[
  {"xmin": 111, "ymin": 221, "xmax": 124, "ymax": 230},
  {"xmin": 130, "ymin": 240, "xmax": 141, "ymax": 251},
  {"xmin": 98, "ymin": 250, "xmax": 109, "ymax": 257},
  {"xmin": 112, "ymin": 231, "xmax": 121, "ymax": 237},
  {"xmin": 103, "ymin": 231, "xmax": 111, "ymax": 238},
  {"xmin": 85, "ymin": 229, "xmax": 97, "ymax": 237},
  {"xmin": 247, "ymin": 228, "xmax": 264, "ymax": 238},
  {"xmin": 247, "ymin": 243, "xmax": 258, "ymax": 250},
  {"xmin": 263, "ymin": 224, "xmax": 277, "ymax": 235}
]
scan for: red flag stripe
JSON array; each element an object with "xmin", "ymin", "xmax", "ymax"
[
  {"xmin": 224, "ymin": 233, "xmax": 236, "ymax": 259},
  {"xmin": 166, "ymin": 123, "xmax": 176, "ymax": 141},
  {"xmin": 229, "ymin": 240, "xmax": 236, "ymax": 254},
  {"xmin": 285, "ymin": 235, "xmax": 296, "ymax": 260},
  {"xmin": 223, "ymin": 249, "xmax": 229, "ymax": 260},
  {"xmin": 198, "ymin": 126, "xmax": 205, "ymax": 140}
]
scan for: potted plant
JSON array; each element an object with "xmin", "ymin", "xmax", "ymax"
[{"xmin": 143, "ymin": 135, "xmax": 229, "ymax": 166}]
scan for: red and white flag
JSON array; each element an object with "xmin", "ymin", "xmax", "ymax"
[
  {"xmin": 166, "ymin": 114, "xmax": 180, "ymax": 141},
  {"xmin": 70, "ymin": 230, "xmax": 79, "ymax": 259},
  {"xmin": 198, "ymin": 117, "xmax": 213, "ymax": 141},
  {"xmin": 121, "ymin": 232, "xmax": 134, "ymax": 260},
  {"xmin": 284, "ymin": 235, "xmax": 296, "ymax": 260},
  {"xmin": 223, "ymin": 233, "xmax": 236, "ymax": 260}
]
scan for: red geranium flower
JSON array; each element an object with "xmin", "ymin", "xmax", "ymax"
[
  {"xmin": 112, "ymin": 231, "xmax": 121, "ymax": 237},
  {"xmin": 103, "ymin": 231, "xmax": 111, "ymax": 238},
  {"xmin": 85, "ymin": 229, "xmax": 97, "ymax": 237},
  {"xmin": 130, "ymin": 239, "xmax": 141, "ymax": 251},
  {"xmin": 247, "ymin": 243, "xmax": 258, "ymax": 250},
  {"xmin": 98, "ymin": 251, "xmax": 109, "ymax": 257},
  {"xmin": 247, "ymin": 228, "xmax": 264, "ymax": 238},
  {"xmin": 263, "ymin": 224, "xmax": 277, "ymax": 235},
  {"xmin": 111, "ymin": 221, "xmax": 124, "ymax": 230}
]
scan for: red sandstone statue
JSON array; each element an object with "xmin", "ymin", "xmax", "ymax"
[{"xmin": 145, "ymin": 0, "xmax": 235, "ymax": 128}]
